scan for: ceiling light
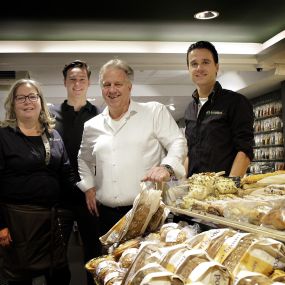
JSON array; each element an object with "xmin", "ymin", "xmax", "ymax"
[{"xmin": 194, "ymin": 11, "xmax": 219, "ymax": 20}]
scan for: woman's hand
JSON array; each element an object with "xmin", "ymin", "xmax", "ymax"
[
  {"xmin": 85, "ymin": 187, "xmax": 99, "ymax": 217},
  {"xmin": 0, "ymin": 228, "xmax": 12, "ymax": 247}
]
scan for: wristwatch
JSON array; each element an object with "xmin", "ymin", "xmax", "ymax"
[
  {"xmin": 229, "ymin": 176, "xmax": 241, "ymax": 188},
  {"xmin": 161, "ymin": 164, "xmax": 175, "ymax": 178}
]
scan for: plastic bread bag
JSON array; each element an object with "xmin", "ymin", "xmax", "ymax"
[
  {"xmin": 186, "ymin": 260, "xmax": 232, "ymax": 285},
  {"xmin": 184, "ymin": 228, "xmax": 237, "ymax": 256},
  {"xmin": 221, "ymin": 197, "xmax": 285, "ymax": 225},
  {"xmin": 118, "ymin": 247, "xmax": 139, "ymax": 269},
  {"xmin": 217, "ymin": 234, "xmax": 285, "ymax": 277},
  {"xmin": 122, "ymin": 242, "xmax": 162, "ymax": 284},
  {"xmin": 160, "ymin": 222, "xmax": 200, "ymax": 246},
  {"xmin": 270, "ymin": 269, "xmax": 285, "ymax": 282},
  {"xmin": 85, "ymin": 255, "xmax": 115, "ymax": 275},
  {"xmin": 112, "ymin": 237, "xmax": 141, "ymax": 260},
  {"xmin": 234, "ymin": 270, "xmax": 272, "ymax": 285},
  {"xmin": 100, "ymin": 182, "xmax": 162, "ymax": 247},
  {"xmin": 126, "ymin": 262, "xmax": 184, "ymax": 285},
  {"xmin": 145, "ymin": 243, "xmax": 189, "ymax": 266},
  {"xmin": 162, "ymin": 178, "xmax": 189, "ymax": 207},
  {"xmin": 146, "ymin": 200, "xmax": 170, "ymax": 233},
  {"xmin": 99, "ymin": 215, "xmax": 129, "ymax": 246},
  {"xmin": 93, "ymin": 259, "xmax": 122, "ymax": 285},
  {"xmin": 123, "ymin": 183, "xmax": 162, "ymax": 241},
  {"xmin": 165, "ymin": 248, "xmax": 211, "ymax": 277}
]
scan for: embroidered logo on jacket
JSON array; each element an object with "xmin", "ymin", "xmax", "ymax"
[{"xmin": 206, "ymin": 110, "xmax": 223, "ymax": 115}]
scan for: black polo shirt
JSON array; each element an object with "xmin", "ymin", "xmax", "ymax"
[
  {"xmin": 50, "ymin": 100, "xmax": 99, "ymax": 203},
  {"xmin": 184, "ymin": 81, "xmax": 254, "ymax": 177}
]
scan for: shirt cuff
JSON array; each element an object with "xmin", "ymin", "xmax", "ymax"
[
  {"xmin": 160, "ymin": 159, "xmax": 186, "ymax": 179},
  {"xmin": 76, "ymin": 178, "xmax": 96, "ymax": 193}
]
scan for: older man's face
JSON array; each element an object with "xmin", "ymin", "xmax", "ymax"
[{"xmin": 101, "ymin": 68, "xmax": 132, "ymax": 114}]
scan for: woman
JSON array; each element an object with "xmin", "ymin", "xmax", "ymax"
[{"xmin": 0, "ymin": 79, "xmax": 74, "ymax": 285}]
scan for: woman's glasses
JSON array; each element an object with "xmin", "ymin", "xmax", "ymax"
[{"xmin": 15, "ymin": 93, "xmax": 39, "ymax": 104}]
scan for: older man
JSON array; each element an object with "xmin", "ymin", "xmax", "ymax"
[{"xmin": 77, "ymin": 58, "xmax": 187, "ymax": 237}]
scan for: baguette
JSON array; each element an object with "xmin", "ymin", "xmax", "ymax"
[{"xmin": 241, "ymin": 171, "xmax": 285, "ymax": 185}]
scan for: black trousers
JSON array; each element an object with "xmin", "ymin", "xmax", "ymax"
[
  {"xmin": 8, "ymin": 266, "xmax": 70, "ymax": 285},
  {"xmin": 0, "ymin": 204, "xmax": 70, "ymax": 284},
  {"xmin": 62, "ymin": 202, "xmax": 100, "ymax": 285},
  {"xmin": 97, "ymin": 204, "xmax": 132, "ymax": 237}
]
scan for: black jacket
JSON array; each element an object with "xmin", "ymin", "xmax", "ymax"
[{"xmin": 184, "ymin": 81, "xmax": 254, "ymax": 177}]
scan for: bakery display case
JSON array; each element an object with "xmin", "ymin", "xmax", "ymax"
[
  {"xmin": 164, "ymin": 172, "xmax": 285, "ymax": 240},
  {"xmin": 86, "ymin": 176, "xmax": 285, "ymax": 284}
]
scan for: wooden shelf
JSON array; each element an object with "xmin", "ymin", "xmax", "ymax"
[
  {"xmin": 254, "ymin": 113, "xmax": 282, "ymax": 121},
  {"xmin": 252, "ymin": 159, "xmax": 284, "ymax": 162},
  {"xmin": 254, "ymin": 128, "xmax": 283, "ymax": 135},
  {"xmin": 253, "ymin": 144, "xmax": 284, "ymax": 148}
]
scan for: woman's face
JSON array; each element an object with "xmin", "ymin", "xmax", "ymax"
[{"xmin": 14, "ymin": 83, "xmax": 42, "ymax": 123}]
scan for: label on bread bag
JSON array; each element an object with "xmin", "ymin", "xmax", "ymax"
[
  {"xmin": 215, "ymin": 232, "xmax": 249, "ymax": 264},
  {"xmin": 236, "ymin": 238, "xmax": 285, "ymax": 277}
]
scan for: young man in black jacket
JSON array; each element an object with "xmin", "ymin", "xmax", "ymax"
[
  {"xmin": 184, "ymin": 41, "xmax": 254, "ymax": 178},
  {"xmin": 50, "ymin": 60, "xmax": 100, "ymax": 285}
]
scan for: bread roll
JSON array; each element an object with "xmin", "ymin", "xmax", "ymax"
[{"xmin": 261, "ymin": 208, "xmax": 285, "ymax": 230}]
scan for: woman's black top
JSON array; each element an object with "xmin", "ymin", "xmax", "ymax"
[{"xmin": 0, "ymin": 126, "xmax": 75, "ymax": 227}]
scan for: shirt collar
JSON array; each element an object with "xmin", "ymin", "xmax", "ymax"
[
  {"xmin": 102, "ymin": 100, "xmax": 138, "ymax": 119},
  {"xmin": 62, "ymin": 99, "xmax": 93, "ymax": 112},
  {"xmin": 192, "ymin": 81, "xmax": 222, "ymax": 104}
]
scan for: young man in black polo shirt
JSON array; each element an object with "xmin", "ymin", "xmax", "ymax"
[{"xmin": 50, "ymin": 60, "xmax": 100, "ymax": 285}]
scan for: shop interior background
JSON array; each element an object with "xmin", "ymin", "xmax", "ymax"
[{"xmin": 0, "ymin": 0, "xmax": 285, "ymax": 123}]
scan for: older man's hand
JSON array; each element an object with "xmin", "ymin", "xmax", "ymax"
[
  {"xmin": 85, "ymin": 187, "xmax": 99, "ymax": 216},
  {"xmin": 142, "ymin": 166, "xmax": 171, "ymax": 183},
  {"xmin": 0, "ymin": 228, "xmax": 12, "ymax": 247}
]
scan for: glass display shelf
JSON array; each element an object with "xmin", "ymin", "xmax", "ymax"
[{"xmin": 168, "ymin": 206, "xmax": 285, "ymax": 242}]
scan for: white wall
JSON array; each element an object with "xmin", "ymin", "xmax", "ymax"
[{"xmin": 0, "ymin": 84, "xmax": 193, "ymax": 121}]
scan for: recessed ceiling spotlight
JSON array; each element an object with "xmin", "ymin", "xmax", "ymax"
[{"xmin": 194, "ymin": 10, "xmax": 219, "ymax": 20}]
